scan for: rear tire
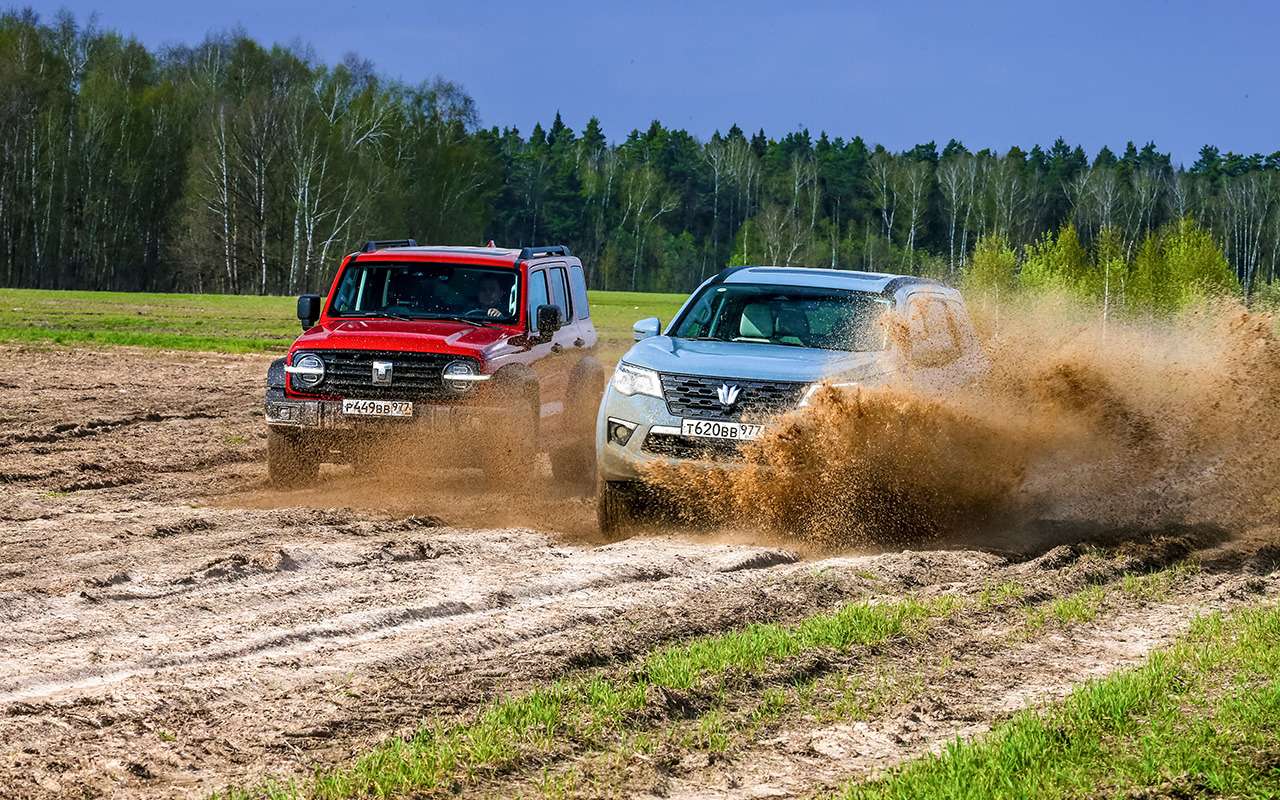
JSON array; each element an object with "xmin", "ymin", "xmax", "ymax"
[
  {"xmin": 598, "ymin": 480, "xmax": 643, "ymax": 538},
  {"xmin": 267, "ymin": 427, "xmax": 319, "ymax": 488}
]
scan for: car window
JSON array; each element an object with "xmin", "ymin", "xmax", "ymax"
[
  {"xmin": 549, "ymin": 267, "xmax": 570, "ymax": 320},
  {"xmin": 904, "ymin": 295, "xmax": 962, "ymax": 366},
  {"xmin": 672, "ymin": 283, "xmax": 890, "ymax": 352},
  {"xmin": 569, "ymin": 265, "xmax": 590, "ymax": 320},
  {"xmin": 329, "ymin": 262, "xmax": 518, "ymax": 322},
  {"xmin": 527, "ymin": 270, "xmax": 549, "ymax": 331}
]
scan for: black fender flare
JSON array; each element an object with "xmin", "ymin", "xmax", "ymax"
[
  {"xmin": 265, "ymin": 357, "xmax": 287, "ymax": 403},
  {"xmin": 267, "ymin": 357, "xmax": 286, "ymax": 389}
]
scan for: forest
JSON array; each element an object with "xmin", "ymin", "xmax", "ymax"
[{"xmin": 1, "ymin": 9, "xmax": 1277, "ymax": 308}]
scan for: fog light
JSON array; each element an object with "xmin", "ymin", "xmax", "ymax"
[{"xmin": 607, "ymin": 418, "xmax": 637, "ymax": 446}]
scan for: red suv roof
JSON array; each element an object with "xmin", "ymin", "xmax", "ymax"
[
  {"xmin": 355, "ymin": 245, "xmax": 523, "ymax": 266},
  {"xmin": 353, "ymin": 244, "xmax": 577, "ymax": 267}
]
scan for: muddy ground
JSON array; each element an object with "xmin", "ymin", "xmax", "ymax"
[{"xmin": 0, "ymin": 344, "xmax": 1276, "ymax": 800}]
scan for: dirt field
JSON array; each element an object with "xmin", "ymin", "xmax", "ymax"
[{"xmin": 1, "ymin": 344, "xmax": 1277, "ymax": 799}]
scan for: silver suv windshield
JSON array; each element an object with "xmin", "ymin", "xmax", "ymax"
[
  {"xmin": 330, "ymin": 262, "xmax": 519, "ymax": 322},
  {"xmin": 672, "ymin": 283, "xmax": 891, "ymax": 351}
]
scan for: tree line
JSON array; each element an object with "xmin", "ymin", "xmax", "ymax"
[{"xmin": 2, "ymin": 10, "xmax": 1279, "ymax": 305}]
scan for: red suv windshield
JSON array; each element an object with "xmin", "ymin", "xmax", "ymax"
[{"xmin": 330, "ymin": 262, "xmax": 519, "ymax": 323}]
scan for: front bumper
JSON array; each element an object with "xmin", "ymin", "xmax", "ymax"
[
  {"xmin": 265, "ymin": 395, "xmax": 485, "ymax": 431},
  {"xmin": 595, "ymin": 387, "xmax": 751, "ymax": 482}
]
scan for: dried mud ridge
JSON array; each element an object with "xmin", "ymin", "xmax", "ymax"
[{"xmin": 0, "ymin": 345, "xmax": 1276, "ymax": 800}]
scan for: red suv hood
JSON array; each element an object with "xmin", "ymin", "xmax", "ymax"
[{"xmin": 291, "ymin": 318, "xmax": 516, "ymax": 361}]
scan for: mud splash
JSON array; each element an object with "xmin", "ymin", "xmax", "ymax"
[
  {"xmin": 644, "ymin": 297, "xmax": 1280, "ymax": 548},
  {"xmin": 238, "ymin": 395, "xmax": 606, "ymax": 538}
]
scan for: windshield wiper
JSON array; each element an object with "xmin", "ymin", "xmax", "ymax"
[
  {"xmin": 432, "ymin": 314, "xmax": 520, "ymax": 329},
  {"xmin": 339, "ymin": 310, "xmax": 415, "ymax": 321},
  {"xmin": 430, "ymin": 315, "xmax": 485, "ymax": 328}
]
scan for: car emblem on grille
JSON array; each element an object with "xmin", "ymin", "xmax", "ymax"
[
  {"xmin": 371, "ymin": 360, "xmax": 393, "ymax": 385},
  {"xmin": 716, "ymin": 383, "xmax": 741, "ymax": 409}
]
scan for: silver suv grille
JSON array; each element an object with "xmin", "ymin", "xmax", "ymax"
[{"xmin": 659, "ymin": 373, "xmax": 808, "ymax": 420}]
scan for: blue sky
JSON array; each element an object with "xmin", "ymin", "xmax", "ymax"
[{"xmin": 21, "ymin": 0, "xmax": 1279, "ymax": 163}]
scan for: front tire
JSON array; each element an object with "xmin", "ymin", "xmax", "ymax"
[
  {"xmin": 267, "ymin": 427, "xmax": 319, "ymax": 488},
  {"xmin": 598, "ymin": 480, "xmax": 644, "ymax": 537}
]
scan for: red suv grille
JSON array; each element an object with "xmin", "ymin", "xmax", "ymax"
[{"xmin": 300, "ymin": 350, "xmax": 475, "ymax": 400}]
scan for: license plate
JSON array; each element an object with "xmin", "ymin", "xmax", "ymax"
[
  {"xmin": 681, "ymin": 419, "xmax": 764, "ymax": 441},
  {"xmin": 341, "ymin": 399, "xmax": 414, "ymax": 418}
]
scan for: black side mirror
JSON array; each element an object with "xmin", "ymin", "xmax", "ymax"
[
  {"xmin": 535, "ymin": 304, "xmax": 563, "ymax": 340},
  {"xmin": 297, "ymin": 294, "xmax": 321, "ymax": 329}
]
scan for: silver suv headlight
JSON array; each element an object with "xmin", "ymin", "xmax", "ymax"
[
  {"xmin": 798, "ymin": 381, "xmax": 861, "ymax": 407},
  {"xmin": 285, "ymin": 353, "xmax": 325, "ymax": 388},
  {"xmin": 611, "ymin": 362, "xmax": 663, "ymax": 399}
]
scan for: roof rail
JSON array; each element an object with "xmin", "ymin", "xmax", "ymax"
[
  {"xmin": 517, "ymin": 244, "xmax": 572, "ymax": 261},
  {"xmin": 362, "ymin": 238, "xmax": 417, "ymax": 252}
]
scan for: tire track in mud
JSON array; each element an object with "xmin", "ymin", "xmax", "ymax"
[
  {"xmin": 0, "ymin": 530, "xmax": 847, "ymax": 798},
  {"xmin": 0, "ymin": 538, "xmax": 797, "ymax": 705},
  {"xmin": 0, "ymin": 409, "xmax": 221, "ymax": 447}
]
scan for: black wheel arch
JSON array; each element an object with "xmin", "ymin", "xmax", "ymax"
[{"xmin": 267, "ymin": 357, "xmax": 286, "ymax": 389}]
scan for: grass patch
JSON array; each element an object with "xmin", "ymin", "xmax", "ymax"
[
  {"xmin": 835, "ymin": 603, "xmax": 1280, "ymax": 800},
  {"xmin": 222, "ymin": 563, "xmax": 1215, "ymax": 799},
  {"xmin": 1022, "ymin": 563, "xmax": 1197, "ymax": 636},
  {"xmin": 1049, "ymin": 583, "xmax": 1106, "ymax": 624},
  {"xmin": 975, "ymin": 581, "xmax": 1027, "ymax": 612},
  {"xmin": 1120, "ymin": 561, "xmax": 1200, "ymax": 603},
  {"xmin": 0, "ymin": 287, "xmax": 684, "ymax": 356},
  {"xmin": 213, "ymin": 596, "xmax": 954, "ymax": 799}
]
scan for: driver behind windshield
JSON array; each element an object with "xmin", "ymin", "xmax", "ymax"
[{"xmin": 474, "ymin": 276, "xmax": 510, "ymax": 319}]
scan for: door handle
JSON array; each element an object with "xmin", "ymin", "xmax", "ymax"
[{"xmin": 551, "ymin": 343, "xmax": 563, "ymax": 354}]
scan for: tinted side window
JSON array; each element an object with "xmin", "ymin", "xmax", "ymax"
[
  {"xmin": 527, "ymin": 270, "xmax": 549, "ymax": 330},
  {"xmin": 905, "ymin": 295, "xmax": 961, "ymax": 366},
  {"xmin": 569, "ymin": 265, "xmax": 590, "ymax": 320},
  {"xmin": 549, "ymin": 267, "xmax": 570, "ymax": 319}
]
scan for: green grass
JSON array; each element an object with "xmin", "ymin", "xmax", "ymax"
[
  {"xmin": 0, "ymin": 287, "xmax": 686, "ymax": 355},
  {"xmin": 835, "ymin": 604, "xmax": 1280, "ymax": 800},
  {"xmin": 212, "ymin": 596, "xmax": 952, "ymax": 800},
  {"xmin": 975, "ymin": 581, "xmax": 1028, "ymax": 612},
  {"xmin": 1023, "ymin": 564, "xmax": 1200, "ymax": 636}
]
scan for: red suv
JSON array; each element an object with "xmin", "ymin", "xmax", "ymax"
[{"xmin": 264, "ymin": 240, "xmax": 603, "ymax": 485}]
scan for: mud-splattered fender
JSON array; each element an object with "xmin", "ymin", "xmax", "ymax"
[
  {"xmin": 265, "ymin": 357, "xmax": 287, "ymax": 403},
  {"xmin": 266, "ymin": 357, "xmax": 286, "ymax": 389}
]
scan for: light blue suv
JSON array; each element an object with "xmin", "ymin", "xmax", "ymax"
[{"xmin": 594, "ymin": 265, "xmax": 976, "ymax": 532}]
